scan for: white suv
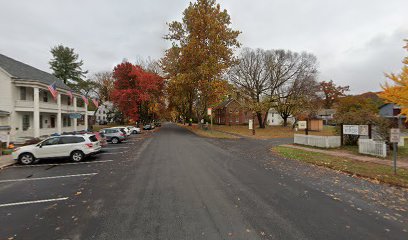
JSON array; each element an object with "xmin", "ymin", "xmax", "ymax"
[{"xmin": 12, "ymin": 134, "xmax": 102, "ymax": 165}]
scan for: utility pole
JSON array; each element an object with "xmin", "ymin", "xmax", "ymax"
[{"xmin": 252, "ymin": 112, "xmax": 256, "ymax": 135}]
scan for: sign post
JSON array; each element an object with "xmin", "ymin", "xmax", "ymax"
[
  {"xmin": 390, "ymin": 128, "xmax": 400, "ymax": 175},
  {"xmin": 207, "ymin": 108, "xmax": 212, "ymax": 131}
]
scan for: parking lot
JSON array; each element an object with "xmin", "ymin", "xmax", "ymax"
[{"xmin": 0, "ymin": 130, "xmax": 155, "ymax": 239}]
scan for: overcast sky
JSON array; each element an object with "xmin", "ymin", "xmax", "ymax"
[{"xmin": 0, "ymin": 0, "xmax": 407, "ymax": 93}]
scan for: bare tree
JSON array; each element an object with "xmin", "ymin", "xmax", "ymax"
[
  {"xmin": 90, "ymin": 71, "xmax": 115, "ymax": 102},
  {"xmin": 228, "ymin": 48, "xmax": 270, "ymax": 127},
  {"xmin": 273, "ymin": 52, "xmax": 319, "ymax": 126}
]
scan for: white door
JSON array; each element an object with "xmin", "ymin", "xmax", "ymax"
[{"xmin": 35, "ymin": 137, "xmax": 62, "ymax": 158}]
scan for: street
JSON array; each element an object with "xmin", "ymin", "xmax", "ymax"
[{"xmin": 0, "ymin": 123, "xmax": 407, "ymax": 239}]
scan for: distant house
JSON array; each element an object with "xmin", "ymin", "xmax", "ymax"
[
  {"xmin": 95, "ymin": 102, "xmax": 114, "ymax": 124},
  {"xmin": 379, "ymin": 103, "xmax": 407, "ymax": 128},
  {"xmin": 214, "ymin": 98, "xmax": 250, "ymax": 125},
  {"xmin": 316, "ymin": 109, "xmax": 336, "ymax": 125},
  {"xmin": 266, "ymin": 108, "xmax": 295, "ymax": 126}
]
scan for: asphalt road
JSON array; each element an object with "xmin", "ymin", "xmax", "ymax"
[{"xmin": 0, "ymin": 123, "xmax": 407, "ymax": 239}]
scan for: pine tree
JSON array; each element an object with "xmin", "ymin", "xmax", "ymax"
[{"xmin": 49, "ymin": 45, "xmax": 88, "ymax": 87}]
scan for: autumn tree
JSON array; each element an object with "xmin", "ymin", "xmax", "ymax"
[
  {"xmin": 90, "ymin": 71, "xmax": 115, "ymax": 102},
  {"xmin": 319, "ymin": 80, "xmax": 350, "ymax": 109},
  {"xmin": 379, "ymin": 40, "xmax": 408, "ymax": 119},
  {"xmin": 111, "ymin": 62, "xmax": 164, "ymax": 123},
  {"xmin": 334, "ymin": 95, "xmax": 389, "ymax": 144},
  {"xmin": 49, "ymin": 45, "xmax": 88, "ymax": 88},
  {"xmin": 162, "ymin": 0, "xmax": 240, "ymax": 124}
]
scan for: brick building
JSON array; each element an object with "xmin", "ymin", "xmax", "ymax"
[{"xmin": 214, "ymin": 99, "xmax": 251, "ymax": 125}]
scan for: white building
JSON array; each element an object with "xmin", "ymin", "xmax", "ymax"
[
  {"xmin": 95, "ymin": 102, "xmax": 114, "ymax": 124},
  {"xmin": 266, "ymin": 108, "xmax": 295, "ymax": 126},
  {"xmin": 0, "ymin": 54, "xmax": 88, "ymax": 143}
]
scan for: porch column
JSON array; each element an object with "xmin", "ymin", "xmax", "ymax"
[
  {"xmin": 73, "ymin": 97, "xmax": 78, "ymax": 131},
  {"xmin": 85, "ymin": 103, "xmax": 88, "ymax": 131},
  {"xmin": 57, "ymin": 93, "xmax": 62, "ymax": 134},
  {"xmin": 33, "ymin": 87, "xmax": 40, "ymax": 138}
]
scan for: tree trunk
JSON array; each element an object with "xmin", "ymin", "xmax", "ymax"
[
  {"xmin": 257, "ymin": 112, "xmax": 265, "ymax": 128},
  {"xmin": 283, "ymin": 117, "xmax": 288, "ymax": 127}
]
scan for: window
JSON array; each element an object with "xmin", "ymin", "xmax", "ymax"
[
  {"xmin": 43, "ymin": 91, "xmax": 48, "ymax": 102},
  {"xmin": 89, "ymin": 135, "xmax": 98, "ymax": 142},
  {"xmin": 40, "ymin": 115, "xmax": 43, "ymax": 129},
  {"xmin": 60, "ymin": 136, "xmax": 84, "ymax": 144},
  {"xmin": 50, "ymin": 116, "xmax": 56, "ymax": 128},
  {"xmin": 20, "ymin": 87, "xmax": 26, "ymax": 100},
  {"xmin": 67, "ymin": 118, "xmax": 71, "ymax": 127},
  {"xmin": 63, "ymin": 116, "xmax": 67, "ymax": 127},
  {"xmin": 22, "ymin": 115, "xmax": 30, "ymax": 131},
  {"xmin": 42, "ymin": 137, "xmax": 59, "ymax": 146},
  {"xmin": 236, "ymin": 117, "xmax": 239, "ymax": 123},
  {"xmin": 67, "ymin": 96, "xmax": 71, "ymax": 106}
]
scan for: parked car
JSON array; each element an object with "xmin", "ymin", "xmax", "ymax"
[
  {"xmin": 100, "ymin": 128, "xmax": 126, "ymax": 144},
  {"xmin": 112, "ymin": 126, "xmax": 131, "ymax": 136},
  {"xmin": 155, "ymin": 122, "xmax": 162, "ymax": 127},
  {"xmin": 143, "ymin": 124, "xmax": 152, "ymax": 130},
  {"xmin": 127, "ymin": 126, "xmax": 141, "ymax": 134},
  {"xmin": 94, "ymin": 131, "xmax": 107, "ymax": 147},
  {"xmin": 12, "ymin": 134, "xmax": 101, "ymax": 165}
]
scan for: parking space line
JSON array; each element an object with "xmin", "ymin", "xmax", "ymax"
[
  {"xmin": 0, "ymin": 173, "xmax": 98, "ymax": 183},
  {"xmin": 10, "ymin": 160, "xmax": 114, "ymax": 168},
  {"xmin": 99, "ymin": 152, "xmax": 124, "ymax": 155},
  {"xmin": 0, "ymin": 197, "xmax": 69, "ymax": 208},
  {"xmin": 104, "ymin": 147, "xmax": 129, "ymax": 149}
]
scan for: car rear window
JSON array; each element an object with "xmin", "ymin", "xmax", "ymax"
[{"xmin": 89, "ymin": 135, "xmax": 98, "ymax": 142}]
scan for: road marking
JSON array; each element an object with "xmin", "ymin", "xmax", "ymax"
[
  {"xmin": 0, "ymin": 173, "xmax": 98, "ymax": 183},
  {"xmin": 99, "ymin": 152, "xmax": 124, "ymax": 155},
  {"xmin": 103, "ymin": 147, "xmax": 129, "ymax": 150},
  {"xmin": 0, "ymin": 197, "xmax": 69, "ymax": 208},
  {"xmin": 10, "ymin": 160, "xmax": 113, "ymax": 168}
]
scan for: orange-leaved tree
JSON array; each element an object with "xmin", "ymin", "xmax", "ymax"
[{"xmin": 379, "ymin": 40, "xmax": 408, "ymax": 119}]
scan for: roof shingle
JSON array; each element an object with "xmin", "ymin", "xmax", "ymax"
[{"xmin": 0, "ymin": 53, "xmax": 71, "ymax": 90}]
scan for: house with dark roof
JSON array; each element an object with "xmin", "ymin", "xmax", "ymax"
[
  {"xmin": 0, "ymin": 53, "xmax": 88, "ymax": 143},
  {"xmin": 213, "ymin": 98, "xmax": 251, "ymax": 125},
  {"xmin": 379, "ymin": 103, "xmax": 407, "ymax": 128}
]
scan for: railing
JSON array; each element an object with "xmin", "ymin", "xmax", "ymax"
[
  {"xmin": 358, "ymin": 139, "xmax": 387, "ymax": 158},
  {"xmin": 15, "ymin": 100, "xmax": 86, "ymax": 113},
  {"xmin": 294, "ymin": 134, "xmax": 341, "ymax": 148}
]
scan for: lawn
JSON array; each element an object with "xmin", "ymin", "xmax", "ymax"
[
  {"xmin": 273, "ymin": 146, "xmax": 408, "ymax": 188},
  {"xmin": 179, "ymin": 124, "xmax": 239, "ymax": 139},
  {"xmin": 211, "ymin": 124, "xmax": 336, "ymax": 139}
]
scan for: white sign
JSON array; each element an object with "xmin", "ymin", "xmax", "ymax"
[
  {"xmin": 358, "ymin": 125, "xmax": 369, "ymax": 136},
  {"xmin": 343, "ymin": 125, "xmax": 359, "ymax": 135},
  {"xmin": 298, "ymin": 121, "xmax": 307, "ymax": 130},
  {"xmin": 207, "ymin": 108, "xmax": 212, "ymax": 116},
  {"xmin": 390, "ymin": 128, "xmax": 401, "ymax": 143},
  {"xmin": 248, "ymin": 119, "xmax": 253, "ymax": 130},
  {"xmin": 0, "ymin": 135, "xmax": 7, "ymax": 142}
]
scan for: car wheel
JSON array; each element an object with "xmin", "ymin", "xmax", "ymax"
[
  {"xmin": 71, "ymin": 151, "xmax": 84, "ymax": 162},
  {"xmin": 132, "ymin": 130, "xmax": 137, "ymax": 134},
  {"xmin": 19, "ymin": 153, "xmax": 35, "ymax": 165},
  {"xmin": 111, "ymin": 137, "xmax": 120, "ymax": 144}
]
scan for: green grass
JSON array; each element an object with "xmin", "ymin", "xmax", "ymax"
[{"xmin": 273, "ymin": 146, "xmax": 408, "ymax": 188}]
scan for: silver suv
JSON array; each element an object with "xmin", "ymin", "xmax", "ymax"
[{"xmin": 100, "ymin": 128, "xmax": 126, "ymax": 144}]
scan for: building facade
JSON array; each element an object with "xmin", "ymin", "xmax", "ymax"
[
  {"xmin": 379, "ymin": 103, "xmax": 407, "ymax": 128},
  {"xmin": 214, "ymin": 99, "xmax": 250, "ymax": 125},
  {"xmin": 266, "ymin": 108, "xmax": 295, "ymax": 126},
  {"xmin": 0, "ymin": 54, "xmax": 88, "ymax": 143}
]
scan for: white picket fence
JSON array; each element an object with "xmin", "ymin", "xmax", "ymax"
[
  {"xmin": 294, "ymin": 134, "xmax": 341, "ymax": 148},
  {"xmin": 358, "ymin": 139, "xmax": 387, "ymax": 158}
]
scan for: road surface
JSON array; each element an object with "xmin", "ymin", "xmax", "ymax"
[{"xmin": 0, "ymin": 123, "xmax": 407, "ymax": 239}]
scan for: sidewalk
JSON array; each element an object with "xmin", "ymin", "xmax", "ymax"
[
  {"xmin": 281, "ymin": 144, "xmax": 408, "ymax": 169},
  {"xmin": 0, "ymin": 154, "xmax": 15, "ymax": 169}
]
